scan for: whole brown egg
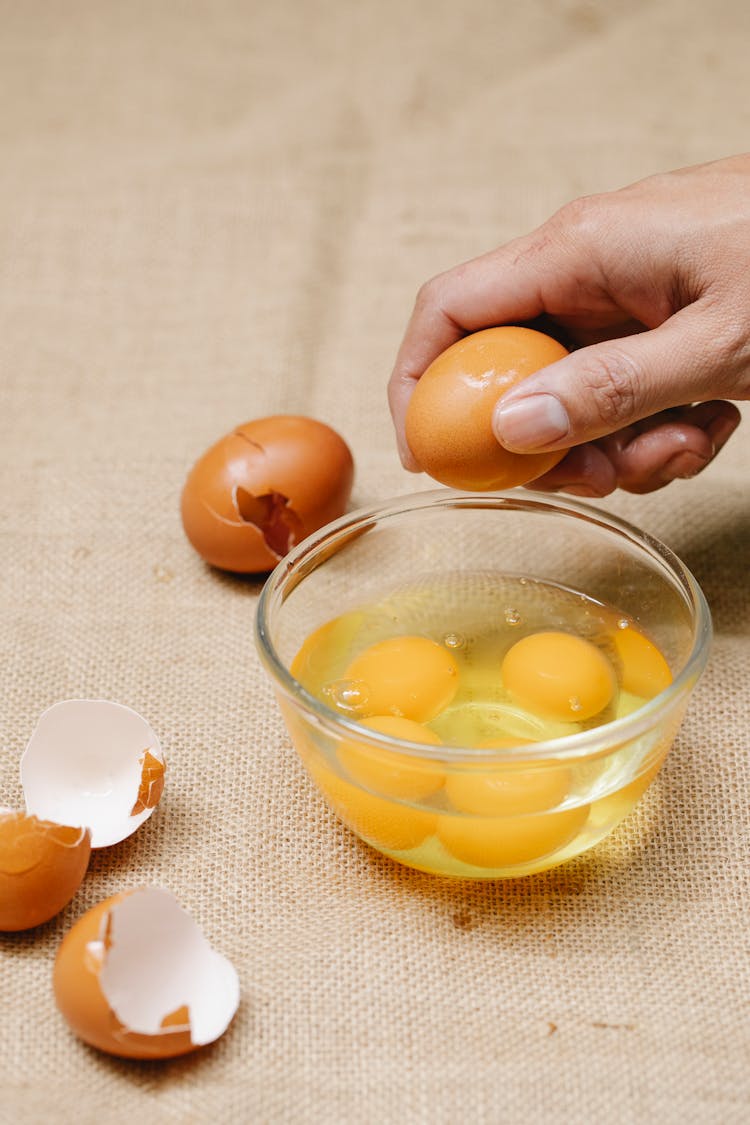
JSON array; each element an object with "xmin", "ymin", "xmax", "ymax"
[
  {"xmin": 405, "ymin": 326, "xmax": 569, "ymax": 490},
  {"xmin": 181, "ymin": 415, "xmax": 354, "ymax": 572}
]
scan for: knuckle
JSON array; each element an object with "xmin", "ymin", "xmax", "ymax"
[
  {"xmin": 414, "ymin": 274, "xmax": 445, "ymax": 313},
  {"xmin": 711, "ymin": 309, "xmax": 749, "ymax": 368},
  {"xmin": 550, "ymin": 193, "xmax": 604, "ymax": 243},
  {"xmin": 693, "ymin": 294, "xmax": 750, "ymax": 394},
  {"xmin": 578, "ymin": 347, "xmax": 640, "ymax": 428}
]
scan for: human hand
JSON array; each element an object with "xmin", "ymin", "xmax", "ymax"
[{"xmin": 388, "ymin": 155, "xmax": 748, "ymax": 495}]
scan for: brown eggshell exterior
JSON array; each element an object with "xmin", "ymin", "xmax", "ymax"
[
  {"xmin": 405, "ymin": 326, "xmax": 569, "ymax": 489},
  {"xmin": 181, "ymin": 415, "xmax": 355, "ymax": 572},
  {"xmin": 54, "ymin": 892, "xmax": 198, "ymax": 1059},
  {"xmin": 0, "ymin": 813, "xmax": 91, "ymax": 931}
]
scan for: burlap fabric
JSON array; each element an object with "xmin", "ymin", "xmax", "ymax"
[{"xmin": 1, "ymin": 2, "xmax": 748, "ymax": 1121}]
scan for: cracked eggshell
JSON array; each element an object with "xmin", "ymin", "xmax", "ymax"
[
  {"xmin": 180, "ymin": 414, "xmax": 355, "ymax": 572},
  {"xmin": 0, "ymin": 812, "xmax": 91, "ymax": 931},
  {"xmin": 20, "ymin": 700, "xmax": 166, "ymax": 848},
  {"xmin": 54, "ymin": 888, "xmax": 240, "ymax": 1059}
]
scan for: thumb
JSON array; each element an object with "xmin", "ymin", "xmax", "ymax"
[{"xmin": 492, "ymin": 308, "xmax": 727, "ymax": 452}]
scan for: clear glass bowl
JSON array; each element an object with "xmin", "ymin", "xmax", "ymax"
[{"xmin": 255, "ymin": 490, "xmax": 711, "ymax": 878}]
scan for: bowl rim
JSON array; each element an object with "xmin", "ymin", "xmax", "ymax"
[{"xmin": 255, "ymin": 488, "xmax": 712, "ymax": 764}]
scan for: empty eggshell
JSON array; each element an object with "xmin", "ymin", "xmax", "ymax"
[
  {"xmin": 54, "ymin": 888, "xmax": 240, "ymax": 1059},
  {"xmin": 21, "ymin": 700, "xmax": 166, "ymax": 848},
  {"xmin": 180, "ymin": 414, "xmax": 355, "ymax": 572},
  {"xmin": 0, "ymin": 812, "xmax": 91, "ymax": 931}
]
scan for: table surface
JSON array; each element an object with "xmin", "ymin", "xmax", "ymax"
[{"xmin": 1, "ymin": 2, "xmax": 748, "ymax": 1122}]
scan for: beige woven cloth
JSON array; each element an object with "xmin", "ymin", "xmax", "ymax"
[{"xmin": 1, "ymin": 1, "xmax": 748, "ymax": 1121}]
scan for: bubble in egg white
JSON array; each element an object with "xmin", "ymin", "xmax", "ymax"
[{"xmin": 323, "ymin": 679, "xmax": 371, "ymax": 714}]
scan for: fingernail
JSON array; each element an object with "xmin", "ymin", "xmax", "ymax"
[{"xmin": 494, "ymin": 394, "xmax": 570, "ymax": 451}]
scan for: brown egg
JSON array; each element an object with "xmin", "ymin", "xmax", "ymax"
[
  {"xmin": 181, "ymin": 415, "xmax": 355, "ymax": 572},
  {"xmin": 54, "ymin": 888, "xmax": 239, "ymax": 1059},
  {"xmin": 0, "ymin": 812, "xmax": 91, "ymax": 931},
  {"xmin": 405, "ymin": 326, "xmax": 569, "ymax": 489}
]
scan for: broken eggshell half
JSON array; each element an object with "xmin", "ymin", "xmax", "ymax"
[
  {"xmin": 54, "ymin": 887, "xmax": 240, "ymax": 1059},
  {"xmin": 0, "ymin": 811, "xmax": 92, "ymax": 931},
  {"xmin": 20, "ymin": 700, "xmax": 166, "ymax": 849},
  {"xmin": 180, "ymin": 414, "xmax": 355, "ymax": 572}
]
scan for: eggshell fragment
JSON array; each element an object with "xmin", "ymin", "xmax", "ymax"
[
  {"xmin": 54, "ymin": 888, "xmax": 240, "ymax": 1059},
  {"xmin": 130, "ymin": 750, "xmax": 166, "ymax": 816},
  {"xmin": 180, "ymin": 414, "xmax": 355, "ymax": 572},
  {"xmin": 0, "ymin": 812, "xmax": 91, "ymax": 931},
  {"xmin": 21, "ymin": 700, "xmax": 166, "ymax": 848}
]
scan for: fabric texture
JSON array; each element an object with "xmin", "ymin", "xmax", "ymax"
[{"xmin": 1, "ymin": 2, "xmax": 748, "ymax": 1121}]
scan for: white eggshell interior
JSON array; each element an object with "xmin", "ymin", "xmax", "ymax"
[
  {"xmin": 20, "ymin": 700, "xmax": 164, "ymax": 847},
  {"xmin": 99, "ymin": 888, "xmax": 240, "ymax": 1045}
]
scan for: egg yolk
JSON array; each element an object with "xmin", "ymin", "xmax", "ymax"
[
  {"xmin": 308, "ymin": 758, "xmax": 437, "ymax": 852},
  {"xmin": 501, "ymin": 631, "xmax": 616, "ymax": 722},
  {"xmin": 437, "ymin": 803, "xmax": 589, "ymax": 869},
  {"xmin": 343, "ymin": 635, "xmax": 459, "ymax": 722},
  {"xmin": 337, "ymin": 716, "xmax": 445, "ymax": 800},
  {"xmin": 445, "ymin": 738, "xmax": 571, "ymax": 816},
  {"xmin": 612, "ymin": 623, "xmax": 672, "ymax": 698}
]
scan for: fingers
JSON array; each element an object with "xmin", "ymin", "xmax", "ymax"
[
  {"xmin": 596, "ymin": 425, "xmax": 713, "ymax": 495},
  {"xmin": 524, "ymin": 444, "xmax": 617, "ymax": 497},
  {"xmin": 492, "ymin": 303, "xmax": 741, "ymax": 453},
  {"xmin": 389, "ymin": 188, "xmax": 746, "ymax": 484},
  {"xmin": 526, "ymin": 401, "xmax": 740, "ymax": 497},
  {"xmin": 601, "ymin": 400, "xmax": 741, "ymax": 493},
  {"xmin": 388, "ymin": 228, "xmax": 566, "ymax": 467}
]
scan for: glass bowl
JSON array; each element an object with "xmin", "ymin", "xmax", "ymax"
[{"xmin": 255, "ymin": 490, "xmax": 711, "ymax": 878}]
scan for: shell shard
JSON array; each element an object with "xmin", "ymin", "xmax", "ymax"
[
  {"xmin": 100, "ymin": 888, "xmax": 239, "ymax": 1045},
  {"xmin": 55, "ymin": 888, "xmax": 240, "ymax": 1058},
  {"xmin": 21, "ymin": 700, "xmax": 166, "ymax": 847},
  {"xmin": 130, "ymin": 751, "xmax": 166, "ymax": 816}
]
